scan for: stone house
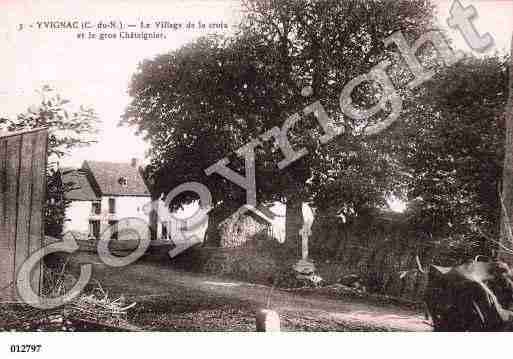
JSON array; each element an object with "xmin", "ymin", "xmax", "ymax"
[
  {"xmin": 206, "ymin": 205, "xmax": 285, "ymax": 248},
  {"xmin": 62, "ymin": 159, "xmax": 151, "ymax": 240}
]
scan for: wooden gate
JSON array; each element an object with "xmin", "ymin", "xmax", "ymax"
[{"xmin": 0, "ymin": 127, "xmax": 48, "ymax": 302}]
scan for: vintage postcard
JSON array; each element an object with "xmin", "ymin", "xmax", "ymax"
[{"xmin": 0, "ymin": 0, "xmax": 513, "ymax": 357}]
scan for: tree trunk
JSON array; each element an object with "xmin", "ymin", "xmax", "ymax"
[
  {"xmin": 204, "ymin": 213, "xmax": 222, "ymax": 247},
  {"xmin": 149, "ymin": 196, "xmax": 159, "ymax": 241},
  {"xmin": 499, "ymin": 34, "xmax": 513, "ymax": 265},
  {"xmin": 285, "ymin": 194, "xmax": 303, "ymax": 257}
]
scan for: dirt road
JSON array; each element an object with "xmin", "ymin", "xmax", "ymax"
[{"xmin": 68, "ymin": 252, "xmax": 431, "ymax": 331}]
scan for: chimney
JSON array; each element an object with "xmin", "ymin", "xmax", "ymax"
[{"xmin": 131, "ymin": 158, "xmax": 139, "ymax": 168}]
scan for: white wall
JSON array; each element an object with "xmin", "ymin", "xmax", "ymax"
[
  {"xmin": 64, "ymin": 196, "xmax": 208, "ymax": 242},
  {"xmin": 99, "ymin": 196, "xmax": 152, "ymax": 240},
  {"xmin": 100, "ymin": 196, "xmax": 149, "ymax": 222},
  {"xmin": 64, "ymin": 196, "xmax": 153, "ymax": 239},
  {"xmin": 63, "ymin": 201, "xmax": 92, "ymax": 234}
]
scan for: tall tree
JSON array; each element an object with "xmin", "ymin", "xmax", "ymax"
[
  {"xmin": 395, "ymin": 55, "xmax": 509, "ymax": 258},
  {"xmin": 122, "ymin": 0, "xmax": 435, "ymax": 249},
  {"xmin": 2, "ymin": 86, "xmax": 100, "ymax": 237}
]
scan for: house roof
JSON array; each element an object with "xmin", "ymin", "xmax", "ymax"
[
  {"xmin": 255, "ymin": 204, "xmax": 278, "ymax": 220},
  {"xmin": 83, "ymin": 160, "xmax": 150, "ymax": 197},
  {"xmin": 212, "ymin": 203, "xmax": 278, "ymax": 228},
  {"xmin": 234, "ymin": 205, "xmax": 276, "ymax": 225},
  {"xmin": 62, "ymin": 168, "xmax": 99, "ymax": 201}
]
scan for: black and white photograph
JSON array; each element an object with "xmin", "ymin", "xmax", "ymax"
[{"xmin": 1, "ymin": 0, "xmax": 513, "ymax": 356}]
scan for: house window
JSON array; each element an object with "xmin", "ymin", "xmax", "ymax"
[
  {"xmin": 92, "ymin": 201, "xmax": 101, "ymax": 215},
  {"xmin": 89, "ymin": 220, "xmax": 100, "ymax": 239},
  {"xmin": 108, "ymin": 198, "xmax": 116, "ymax": 214},
  {"xmin": 108, "ymin": 220, "xmax": 119, "ymax": 240}
]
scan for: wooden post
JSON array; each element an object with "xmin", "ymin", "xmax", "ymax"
[
  {"xmin": 0, "ymin": 127, "xmax": 48, "ymax": 303},
  {"xmin": 500, "ymin": 34, "xmax": 513, "ymax": 265}
]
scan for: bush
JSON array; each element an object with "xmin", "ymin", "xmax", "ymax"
[{"xmin": 171, "ymin": 238, "xmax": 298, "ymax": 285}]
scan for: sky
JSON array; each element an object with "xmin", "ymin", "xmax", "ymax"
[
  {"xmin": 0, "ymin": 0, "xmax": 241, "ymax": 166},
  {"xmin": 0, "ymin": 0, "xmax": 512, "ymax": 172}
]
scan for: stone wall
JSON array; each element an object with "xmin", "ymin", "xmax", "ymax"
[{"xmin": 217, "ymin": 211, "xmax": 276, "ymax": 248}]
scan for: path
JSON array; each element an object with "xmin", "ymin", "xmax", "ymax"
[{"xmin": 66, "ymin": 252, "xmax": 431, "ymax": 331}]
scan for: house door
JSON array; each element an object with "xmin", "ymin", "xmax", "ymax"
[{"xmin": 90, "ymin": 220, "xmax": 100, "ymax": 239}]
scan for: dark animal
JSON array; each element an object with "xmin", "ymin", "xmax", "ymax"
[{"xmin": 419, "ymin": 257, "xmax": 513, "ymax": 331}]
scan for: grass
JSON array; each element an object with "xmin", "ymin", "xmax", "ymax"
[{"xmin": 0, "ymin": 261, "xmax": 138, "ymax": 332}]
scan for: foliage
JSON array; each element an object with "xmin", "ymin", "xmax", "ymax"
[
  {"xmin": 45, "ymin": 169, "xmax": 67, "ymax": 238},
  {"xmin": 2, "ymin": 86, "xmax": 100, "ymax": 237},
  {"xmin": 122, "ymin": 0, "xmax": 436, "ymax": 233},
  {"xmin": 397, "ymin": 55, "xmax": 509, "ymax": 242}
]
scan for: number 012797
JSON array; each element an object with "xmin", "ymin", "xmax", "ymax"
[{"xmin": 10, "ymin": 345, "xmax": 42, "ymax": 353}]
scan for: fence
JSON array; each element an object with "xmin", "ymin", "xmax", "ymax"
[{"xmin": 0, "ymin": 127, "xmax": 48, "ymax": 302}]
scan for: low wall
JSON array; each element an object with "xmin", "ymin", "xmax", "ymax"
[{"xmin": 72, "ymin": 238, "xmax": 175, "ymax": 259}]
